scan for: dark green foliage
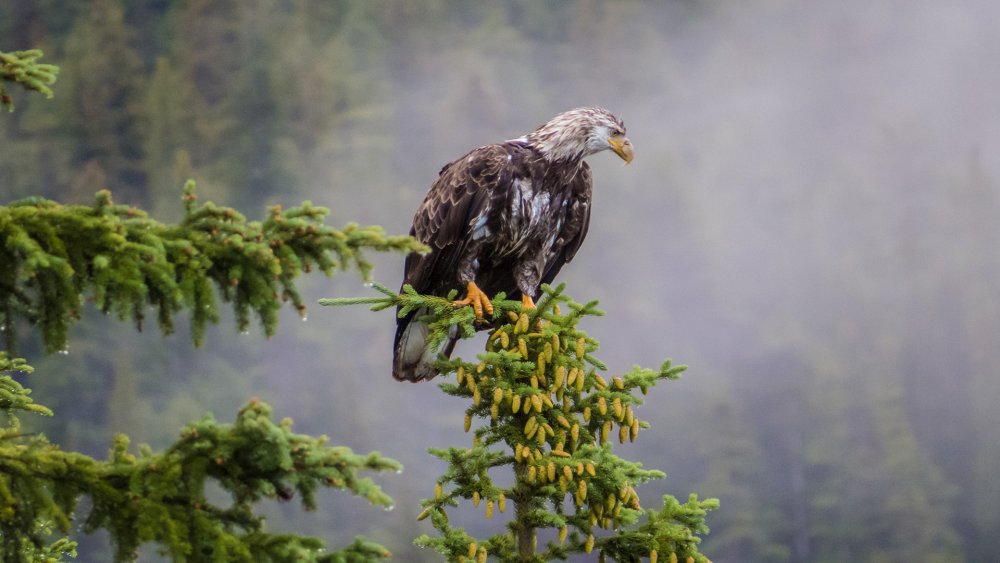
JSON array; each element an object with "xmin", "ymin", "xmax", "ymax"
[
  {"xmin": 0, "ymin": 181, "xmax": 414, "ymax": 560},
  {"xmin": 0, "ymin": 180, "xmax": 416, "ymax": 561},
  {"xmin": 0, "ymin": 50, "xmax": 58, "ymax": 112},
  {"xmin": 0, "ymin": 355, "xmax": 51, "ymax": 421},
  {"xmin": 0, "ymin": 183, "xmax": 426, "ymax": 354},
  {"xmin": 0, "ymin": 165, "xmax": 411, "ymax": 560},
  {"xmin": 323, "ymin": 284, "xmax": 718, "ymax": 562},
  {"xmin": 1, "ymin": 355, "xmax": 400, "ymax": 562}
]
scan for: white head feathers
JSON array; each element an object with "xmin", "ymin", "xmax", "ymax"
[{"xmin": 525, "ymin": 107, "xmax": 629, "ymax": 163}]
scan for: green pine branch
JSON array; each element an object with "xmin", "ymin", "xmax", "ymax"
[
  {"xmin": 0, "ymin": 185, "xmax": 419, "ymax": 560},
  {"xmin": 0, "ymin": 354, "xmax": 51, "ymax": 423},
  {"xmin": 0, "ymin": 184, "xmax": 415, "ymax": 560},
  {"xmin": 0, "ymin": 183, "xmax": 428, "ymax": 353},
  {"xmin": 1, "ymin": 358, "xmax": 400, "ymax": 562},
  {"xmin": 324, "ymin": 283, "xmax": 718, "ymax": 562},
  {"xmin": 0, "ymin": 49, "xmax": 58, "ymax": 112}
]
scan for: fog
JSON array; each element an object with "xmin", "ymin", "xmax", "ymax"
[{"xmin": 3, "ymin": 1, "xmax": 999, "ymax": 561}]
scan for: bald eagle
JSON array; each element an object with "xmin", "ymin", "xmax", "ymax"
[{"xmin": 393, "ymin": 107, "xmax": 633, "ymax": 382}]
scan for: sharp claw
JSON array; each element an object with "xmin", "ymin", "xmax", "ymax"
[{"xmin": 453, "ymin": 281, "xmax": 493, "ymax": 322}]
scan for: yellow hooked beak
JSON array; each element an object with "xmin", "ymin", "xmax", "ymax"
[{"xmin": 608, "ymin": 135, "xmax": 634, "ymax": 164}]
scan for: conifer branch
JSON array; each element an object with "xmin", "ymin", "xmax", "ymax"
[
  {"xmin": 0, "ymin": 353, "xmax": 52, "ymax": 428},
  {"xmin": 0, "ymin": 184, "xmax": 427, "ymax": 353},
  {"xmin": 327, "ymin": 283, "xmax": 717, "ymax": 561},
  {"xmin": 0, "ymin": 49, "xmax": 58, "ymax": 112},
  {"xmin": 0, "ymin": 361, "xmax": 400, "ymax": 562}
]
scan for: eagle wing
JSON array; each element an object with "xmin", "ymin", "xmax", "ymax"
[
  {"xmin": 540, "ymin": 161, "xmax": 593, "ymax": 286},
  {"xmin": 402, "ymin": 143, "xmax": 521, "ymax": 295},
  {"xmin": 393, "ymin": 144, "xmax": 521, "ymax": 381}
]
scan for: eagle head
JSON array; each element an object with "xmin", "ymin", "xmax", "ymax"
[{"xmin": 525, "ymin": 107, "xmax": 633, "ymax": 164}]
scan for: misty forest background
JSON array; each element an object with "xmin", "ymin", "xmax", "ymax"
[{"xmin": 3, "ymin": 1, "xmax": 999, "ymax": 561}]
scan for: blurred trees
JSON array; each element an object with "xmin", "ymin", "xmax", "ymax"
[
  {"xmin": 694, "ymin": 382, "xmax": 786, "ymax": 562},
  {"xmin": 61, "ymin": 0, "xmax": 148, "ymax": 204}
]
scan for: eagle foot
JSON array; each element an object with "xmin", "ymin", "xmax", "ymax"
[{"xmin": 453, "ymin": 281, "xmax": 494, "ymax": 322}]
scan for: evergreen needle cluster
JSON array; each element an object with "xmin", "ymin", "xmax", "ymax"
[
  {"xmin": 0, "ymin": 184, "xmax": 416, "ymax": 561},
  {"xmin": 0, "ymin": 186, "xmax": 415, "ymax": 560},
  {"xmin": 0, "ymin": 180, "xmax": 417, "ymax": 561},
  {"xmin": 0, "ymin": 49, "xmax": 58, "ymax": 112},
  {"xmin": 0, "ymin": 183, "xmax": 426, "ymax": 353},
  {"xmin": 1, "ymin": 364, "xmax": 401, "ymax": 562}
]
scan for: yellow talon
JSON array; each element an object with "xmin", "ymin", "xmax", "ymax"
[{"xmin": 453, "ymin": 281, "xmax": 494, "ymax": 321}]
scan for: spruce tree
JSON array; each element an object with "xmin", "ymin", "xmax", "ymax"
[{"xmin": 323, "ymin": 284, "xmax": 718, "ymax": 562}]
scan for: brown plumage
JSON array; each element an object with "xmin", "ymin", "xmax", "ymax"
[{"xmin": 393, "ymin": 107, "xmax": 633, "ymax": 381}]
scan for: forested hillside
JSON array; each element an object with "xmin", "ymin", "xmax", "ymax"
[{"xmin": 2, "ymin": 1, "xmax": 998, "ymax": 561}]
